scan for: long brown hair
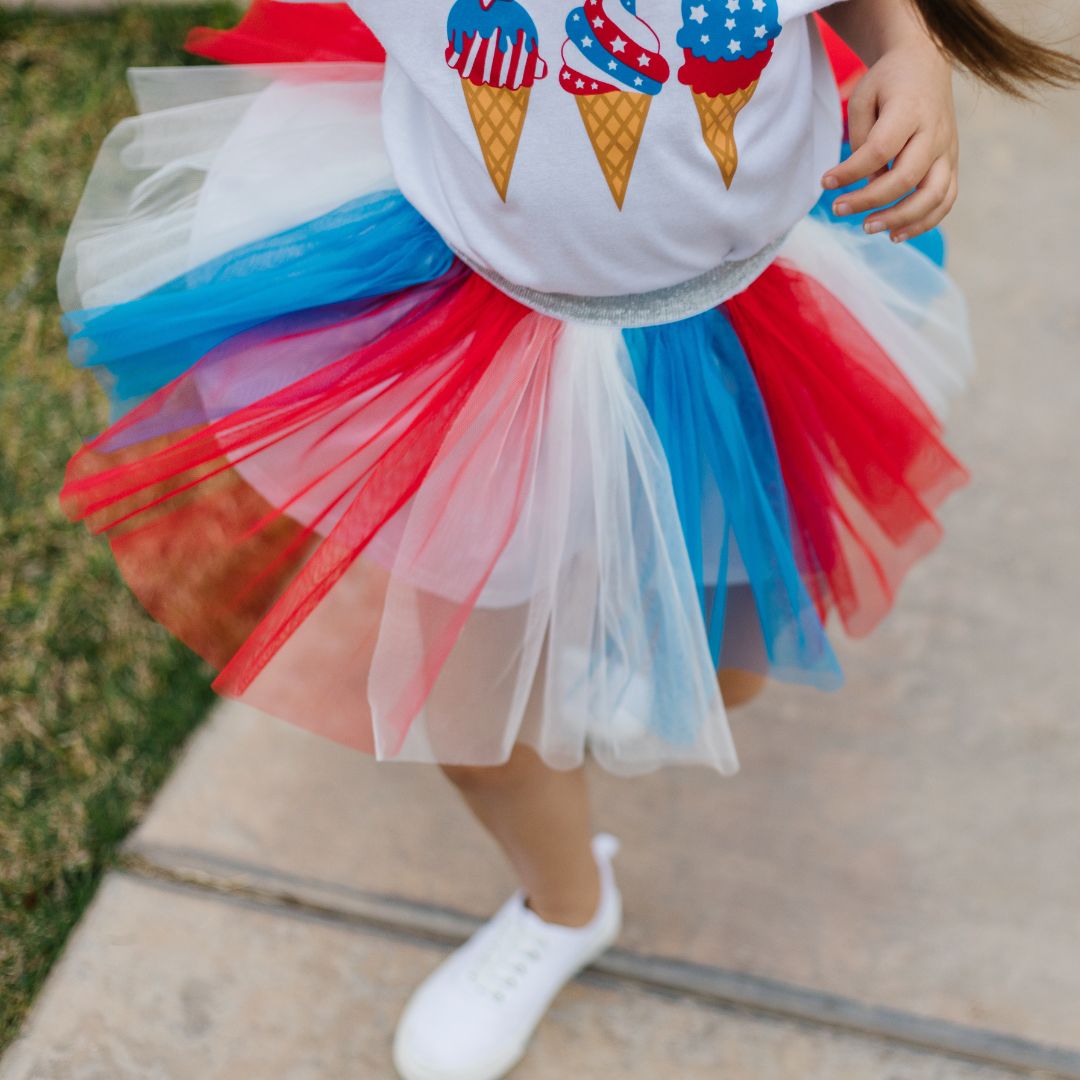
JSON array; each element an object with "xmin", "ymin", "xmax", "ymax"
[{"xmin": 911, "ymin": 0, "xmax": 1080, "ymax": 96}]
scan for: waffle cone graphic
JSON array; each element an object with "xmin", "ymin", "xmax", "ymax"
[
  {"xmin": 692, "ymin": 80, "xmax": 759, "ymax": 189},
  {"xmin": 460, "ymin": 80, "xmax": 531, "ymax": 201},
  {"xmin": 574, "ymin": 91, "xmax": 653, "ymax": 210}
]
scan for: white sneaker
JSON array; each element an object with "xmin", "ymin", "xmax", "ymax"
[{"xmin": 392, "ymin": 832, "xmax": 623, "ymax": 1080}]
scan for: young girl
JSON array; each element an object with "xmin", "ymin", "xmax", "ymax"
[{"xmin": 57, "ymin": 0, "xmax": 1077, "ymax": 1076}]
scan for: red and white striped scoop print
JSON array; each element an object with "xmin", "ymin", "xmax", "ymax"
[
  {"xmin": 447, "ymin": 29, "xmax": 548, "ymax": 88},
  {"xmin": 446, "ymin": 0, "xmax": 549, "ymax": 91}
]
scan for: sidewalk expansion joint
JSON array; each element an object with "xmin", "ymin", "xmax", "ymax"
[{"xmin": 120, "ymin": 841, "xmax": 1078, "ymax": 1080}]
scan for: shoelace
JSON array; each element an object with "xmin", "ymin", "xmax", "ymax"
[{"xmin": 466, "ymin": 906, "xmax": 551, "ymax": 1002}]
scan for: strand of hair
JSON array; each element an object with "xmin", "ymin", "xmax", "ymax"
[{"xmin": 913, "ymin": 0, "xmax": 1080, "ymax": 98}]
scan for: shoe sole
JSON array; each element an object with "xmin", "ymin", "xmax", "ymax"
[
  {"xmin": 393, "ymin": 1036, "xmax": 528, "ymax": 1080},
  {"xmin": 392, "ymin": 902, "xmax": 622, "ymax": 1080}
]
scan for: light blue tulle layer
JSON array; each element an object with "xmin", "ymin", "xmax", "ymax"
[
  {"xmin": 62, "ymin": 190, "xmax": 454, "ymax": 418},
  {"xmin": 624, "ymin": 314, "xmax": 842, "ymax": 687},
  {"xmin": 62, "ymin": 185, "xmax": 847, "ymax": 686}
]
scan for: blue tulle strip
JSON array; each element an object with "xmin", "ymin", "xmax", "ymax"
[
  {"xmin": 625, "ymin": 311, "xmax": 843, "ymax": 689},
  {"xmin": 62, "ymin": 190, "xmax": 455, "ymax": 418}
]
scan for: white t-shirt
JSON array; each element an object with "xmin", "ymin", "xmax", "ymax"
[{"xmin": 348, "ymin": 0, "xmax": 844, "ymax": 300}]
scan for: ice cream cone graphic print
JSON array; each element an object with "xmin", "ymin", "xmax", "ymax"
[
  {"xmin": 677, "ymin": 0, "xmax": 781, "ymax": 188},
  {"xmin": 560, "ymin": 0, "xmax": 670, "ymax": 210},
  {"xmin": 446, "ymin": 0, "xmax": 548, "ymax": 201}
]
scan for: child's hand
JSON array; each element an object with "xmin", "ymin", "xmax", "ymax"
[{"xmin": 822, "ymin": 41, "xmax": 959, "ymax": 243}]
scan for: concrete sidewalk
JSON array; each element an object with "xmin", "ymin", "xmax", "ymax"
[
  {"xmin": 5, "ymin": 36, "xmax": 1080, "ymax": 1080},
  {"xmin": 0, "ymin": 847, "xmax": 1054, "ymax": 1080}
]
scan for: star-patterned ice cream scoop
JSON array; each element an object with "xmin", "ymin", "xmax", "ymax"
[{"xmin": 676, "ymin": 0, "xmax": 782, "ymax": 187}]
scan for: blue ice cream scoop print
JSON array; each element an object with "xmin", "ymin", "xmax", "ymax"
[
  {"xmin": 676, "ymin": 0, "xmax": 782, "ymax": 187},
  {"xmin": 447, "ymin": 0, "xmax": 544, "ymax": 65}
]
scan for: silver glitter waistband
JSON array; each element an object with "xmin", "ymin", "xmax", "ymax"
[{"xmin": 450, "ymin": 230, "xmax": 790, "ymax": 328}]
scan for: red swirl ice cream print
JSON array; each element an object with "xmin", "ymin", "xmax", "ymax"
[
  {"xmin": 560, "ymin": 0, "xmax": 668, "ymax": 96},
  {"xmin": 560, "ymin": 0, "xmax": 669, "ymax": 209},
  {"xmin": 446, "ymin": 0, "xmax": 548, "ymax": 200}
]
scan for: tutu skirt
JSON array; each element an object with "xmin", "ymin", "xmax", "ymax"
[{"xmin": 57, "ymin": 14, "xmax": 973, "ymax": 776}]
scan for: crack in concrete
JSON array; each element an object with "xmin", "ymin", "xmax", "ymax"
[{"xmin": 119, "ymin": 844, "xmax": 1078, "ymax": 1080}]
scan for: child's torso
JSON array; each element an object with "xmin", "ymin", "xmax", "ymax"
[{"xmin": 349, "ymin": 0, "xmax": 843, "ymax": 301}]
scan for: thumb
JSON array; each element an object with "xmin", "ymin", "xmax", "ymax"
[{"xmin": 846, "ymin": 76, "xmax": 877, "ymax": 153}]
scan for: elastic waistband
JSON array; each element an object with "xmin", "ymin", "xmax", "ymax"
[{"xmin": 450, "ymin": 231, "xmax": 789, "ymax": 328}]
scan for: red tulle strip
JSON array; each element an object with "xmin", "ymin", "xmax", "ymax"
[
  {"xmin": 61, "ymin": 269, "xmax": 549, "ymax": 752},
  {"xmin": 185, "ymin": 0, "xmax": 386, "ymax": 64},
  {"xmin": 724, "ymin": 260, "xmax": 969, "ymax": 637}
]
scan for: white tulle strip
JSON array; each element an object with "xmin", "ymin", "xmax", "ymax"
[
  {"xmin": 372, "ymin": 322, "xmax": 738, "ymax": 774},
  {"xmin": 58, "ymin": 63, "xmax": 390, "ymax": 312},
  {"xmin": 778, "ymin": 215, "xmax": 975, "ymax": 419}
]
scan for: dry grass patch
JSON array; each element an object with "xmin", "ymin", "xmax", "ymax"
[{"xmin": 1, "ymin": 3, "xmax": 238, "ymax": 1048}]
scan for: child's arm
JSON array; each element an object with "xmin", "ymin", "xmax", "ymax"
[{"xmin": 819, "ymin": 0, "xmax": 958, "ymax": 244}]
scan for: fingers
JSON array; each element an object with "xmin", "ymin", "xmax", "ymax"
[
  {"xmin": 882, "ymin": 165, "xmax": 959, "ymax": 242},
  {"xmin": 845, "ymin": 81, "xmax": 877, "ymax": 156},
  {"xmin": 824, "ymin": 100, "xmax": 959, "ymax": 240},
  {"xmin": 830, "ymin": 133, "xmax": 935, "ymax": 217},
  {"xmin": 819, "ymin": 43, "xmax": 960, "ymax": 239},
  {"xmin": 856, "ymin": 156, "xmax": 956, "ymax": 240},
  {"xmin": 823, "ymin": 104, "xmax": 915, "ymax": 191}
]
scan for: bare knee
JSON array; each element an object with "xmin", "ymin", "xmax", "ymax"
[
  {"xmin": 439, "ymin": 749, "xmax": 532, "ymax": 793},
  {"xmin": 439, "ymin": 741, "xmax": 558, "ymax": 793},
  {"xmin": 719, "ymin": 668, "xmax": 767, "ymax": 709}
]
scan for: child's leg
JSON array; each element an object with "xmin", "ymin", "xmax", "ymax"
[
  {"xmin": 719, "ymin": 668, "xmax": 766, "ymax": 708},
  {"xmin": 438, "ymin": 670, "xmax": 759, "ymax": 931},
  {"xmin": 437, "ymin": 666, "xmax": 759, "ymax": 933},
  {"xmin": 397, "ymin": 748, "xmax": 618, "ymax": 1075},
  {"xmin": 440, "ymin": 744, "xmax": 600, "ymax": 928}
]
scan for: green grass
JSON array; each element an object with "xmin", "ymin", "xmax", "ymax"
[{"xmin": 0, "ymin": 3, "xmax": 240, "ymax": 1049}]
